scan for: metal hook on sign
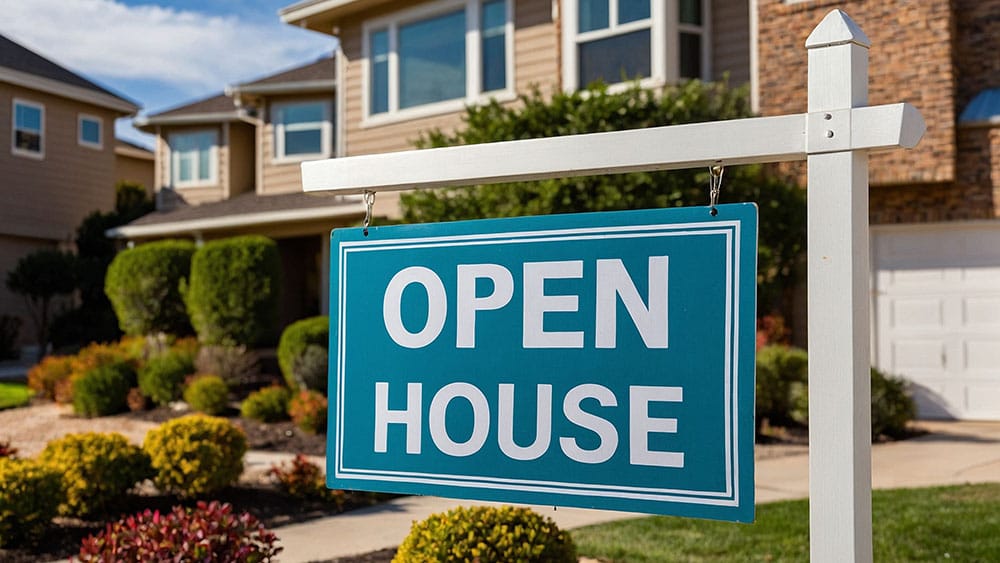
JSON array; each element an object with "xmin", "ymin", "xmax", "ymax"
[
  {"xmin": 708, "ymin": 164, "xmax": 724, "ymax": 216},
  {"xmin": 362, "ymin": 190, "xmax": 376, "ymax": 237}
]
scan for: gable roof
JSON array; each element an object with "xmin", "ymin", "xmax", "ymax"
[
  {"xmin": 134, "ymin": 92, "xmax": 249, "ymax": 130},
  {"xmin": 0, "ymin": 33, "xmax": 139, "ymax": 114},
  {"xmin": 227, "ymin": 55, "xmax": 336, "ymax": 98}
]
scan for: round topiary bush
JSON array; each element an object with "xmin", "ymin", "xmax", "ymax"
[
  {"xmin": 240, "ymin": 385, "xmax": 291, "ymax": 423},
  {"xmin": 143, "ymin": 415, "xmax": 247, "ymax": 496},
  {"xmin": 183, "ymin": 374, "xmax": 230, "ymax": 415},
  {"xmin": 0, "ymin": 458, "xmax": 63, "ymax": 547},
  {"xmin": 277, "ymin": 316, "xmax": 328, "ymax": 392},
  {"xmin": 72, "ymin": 361, "xmax": 136, "ymax": 417},
  {"xmin": 183, "ymin": 236, "xmax": 281, "ymax": 346},
  {"xmin": 105, "ymin": 239, "xmax": 195, "ymax": 337},
  {"xmin": 289, "ymin": 390, "xmax": 327, "ymax": 434},
  {"xmin": 38, "ymin": 432, "xmax": 152, "ymax": 517},
  {"xmin": 138, "ymin": 351, "xmax": 194, "ymax": 406},
  {"xmin": 394, "ymin": 505, "xmax": 576, "ymax": 563}
]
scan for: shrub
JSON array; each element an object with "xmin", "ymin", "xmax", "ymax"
[
  {"xmin": 871, "ymin": 367, "xmax": 916, "ymax": 439},
  {"xmin": 105, "ymin": 239, "xmax": 195, "ymax": 336},
  {"xmin": 27, "ymin": 354, "xmax": 75, "ymax": 401},
  {"xmin": 241, "ymin": 385, "xmax": 291, "ymax": 423},
  {"xmin": 278, "ymin": 316, "xmax": 328, "ymax": 392},
  {"xmin": 0, "ymin": 440, "xmax": 17, "ymax": 458},
  {"xmin": 72, "ymin": 361, "xmax": 136, "ymax": 417},
  {"xmin": 183, "ymin": 236, "xmax": 281, "ymax": 346},
  {"xmin": 195, "ymin": 344, "xmax": 260, "ymax": 386},
  {"xmin": 755, "ymin": 345, "xmax": 808, "ymax": 429},
  {"xmin": 138, "ymin": 351, "xmax": 194, "ymax": 405},
  {"xmin": 126, "ymin": 387, "xmax": 148, "ymax": 412},
  {"xmin": 143, "ymin": 415, "xmax": 247, "ymax": 496},
  {"xmin": 289, "ymin": 390, "xmax": 327, "ymax": 434},
  {"xmin": 183, "ymin": 374, "xmax": 230, "ymax": 415},
  {"xmin": 0, "ymin": 458, "xmax": 63, "ymax": 547},
  {"xmin": 268, "ymin": 454, "xmax": 342, "ymax": 507},
  {"xmin": 77, "ymin": 500, "xmax": 281, "ymax": 562},
  {"xmin": 0, "ymin": 314, "xmax": 20, "ymax": 360},
  {"xmin": 39, "ymin": 432, "xmax": 152, "ymax": 517},
  {"xmin": 394, "ymin": 505, "xmax": 576, "ymax": 563}
]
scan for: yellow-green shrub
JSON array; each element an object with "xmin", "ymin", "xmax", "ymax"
[
  {"xmin": 393, "ymin": 505, "xmax": 576, "ymax": 563},
  {"xmin": 143, "ymin": 415, "xmax": 247, "ymax": 496},
  {"xmin": 0, "ymin": 458, "xmax": 63, "ymax": 547},
  {"xmin": 183, "ymin": 374, "xmax": 230, "ymax": 415},
  {"xmin": 240, "ymin": 385, "xmax": 290, "ymax": 423},
  {"xmin": 38, "ymin": 432, "xmax": 151, "ymax": 517},
  {"xmin": 72, "ymin": 361, "xmax": 135, "ymax": 417}
]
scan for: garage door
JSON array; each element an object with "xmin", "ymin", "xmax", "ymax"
[{"xmin": 872, "ymin": 223, "xmax": 1000, "ymax": 420}]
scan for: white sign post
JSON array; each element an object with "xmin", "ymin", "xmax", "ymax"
[{"xmin": 301, "ymin": 10, "xmax": 924, "ymax": 563}]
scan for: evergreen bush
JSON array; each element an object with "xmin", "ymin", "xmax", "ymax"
[
  {"xmin": 183, "ymin": 374, "xmax": 230, "ymax": 415},
  {"xmin": 0, "ymin": 458, "xmax": 63, "ymax": 547},
  {"xmin": 143, "ymin": 415, "xmax": 247, "ymax": 496},
  {"xmin": 105, "ymin": 239, "xmax": 194, "ymax": 336},
  {"xmin": 240, "ymin": 385, "xmax": 291, "ymax": 423},
  {"xmin": 755, "ymin": 345, "xmax": 808, "ymax": 429},
  {"xmin": 183, "ymin": 236, "xmax": 281, "ymax": 346},
  {"xmin": 72, "ymin": 361, "xmax": 136, "ymax": 417},
  {"xmin": 138, "ymin": 351, "xmax": 194, "ymax": 406},
  {"xmin": 277, "ymin": 316, "xmax": 328, "ymax": 392}
]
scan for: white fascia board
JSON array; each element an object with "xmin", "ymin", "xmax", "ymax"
[
  {"xmin": 0, "ymin": 66, "xmax": 139, "ymax": 114},
  {"xmin": 226, "ymin": 79, "xmax": 336, "ymax": 97},
  {"xmin": 106, "ymin": 203, "xmax": 365, "ymax": 239},
  {"xmin": 134, "ymin": 112, "xmax": 253, "ymax": 128},
  {"xmin": 114, "ymin": 145, "xmax": 154, "ymax": 160}
]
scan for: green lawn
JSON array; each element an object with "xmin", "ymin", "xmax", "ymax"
[
  {"xmin": 0, "ymin": 382, "xmax": 33, "ymax": 410},
  {"xmin": 572, "ymin": 484, "xmax": 1000, "ymax": 562}
]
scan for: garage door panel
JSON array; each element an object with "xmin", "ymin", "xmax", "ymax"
[
  {"xmin": 891, "ymin": 298, "xmax": 943, "ymax": 329},
  {"xmin": 965, "ymin": 340, "xmax": 1000, "ymax": 371},
  {"xmin": 964, "ymin": 297, "xmax": 1000, "ymax": 327},
  {"xmin": 891, "ymin": 339, "xmax": 946, "ymax": 372}
]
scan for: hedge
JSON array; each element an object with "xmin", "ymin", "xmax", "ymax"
[
  {"xmin": 277, "ymin": 316, "xmax": 328, "ymax": 392},
  {"xmin": 105, "ymin": 240, "xmax": 195, "ymax": 336}
]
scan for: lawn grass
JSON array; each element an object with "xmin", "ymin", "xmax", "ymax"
[
  {"xmin": 572, "ymin": 483, "xmax": 1000, "ymax": 562},
  {"xmin": 0, "ymin": 382, "xmax": 33, "ymax": 410}
]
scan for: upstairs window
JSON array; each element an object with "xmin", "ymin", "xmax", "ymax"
[
  {"xmin": 169, "ymin": 130, "xmax": 217, "ymax": 188},
  {"xmin": 78, "ymin": 114, "xmax": 103, "ymax": 149},
  {"xmin": 12, "ymin": 99, "xmax": 44, "ymax": 158},
  {"xmin": 563, "ymin": 0, "xmax": 708, "ymax": 91},
  {"xmin": 365, "ymin": 0, "xmax": 512, "ymax": 121},
  {"xmin": 273, "ymin": 100, "xmax": 333, "ymax": 161}
]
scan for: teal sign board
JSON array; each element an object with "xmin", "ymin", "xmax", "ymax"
[{"xmin": 328, "ymin": 204, "xmax": 757, "ymax": 522}]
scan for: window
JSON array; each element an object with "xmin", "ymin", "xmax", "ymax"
[
  {"xmin": 169, "ymin": 130, "xmax": 217, "ymax": 187},
  {"xmin": 78, "ymin": 114, "xmax": 103, "ymax": 149},
  {"xmin": 12, "ymin": 99, "xmax": 44, "ymax": 158},
  {"xmin": 365, "ymin": 0, "xmax": 512, "ymax": 121},
  {"xmin": 562, "ymin": 0, "xmax": 708, "ymax": 91},
  {"xmin": 273, "ymin": 100, "xmax": 333, "ymax": 161}
]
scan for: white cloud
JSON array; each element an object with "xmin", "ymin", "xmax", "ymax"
[{"xmin": 1, "ymin": 0, "xmax": 333, "ymax": 93}]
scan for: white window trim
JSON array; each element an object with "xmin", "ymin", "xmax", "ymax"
[
  {"xmin": 78, "ymin": 113, "xmax": 103, "ymax": 150},
  {"xmin": 271, "ymin": 99, "xmax": 334, "ymax": 164},
  {"xmin": 168, "ymin": 129, "xmax": 219, "ymax": 189},
  {"xmin": 11, "ymin": 98, "xmax": 44, "ymax": 160},
  {"xmin": 361, "ymin": 0, "xmax": 515, "ymax": 128},
  {"xmin": 561, "ymin": 0, "xmax": 710, "ymax": 93}
]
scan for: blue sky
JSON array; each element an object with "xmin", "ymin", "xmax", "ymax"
[{"xmin": 2, "ymin": 0, "xmax": 336, "ymax": 148}]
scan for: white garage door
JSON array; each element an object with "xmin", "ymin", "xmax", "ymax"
[{"xmin": 872, "ymin": 222, "xmax": 1000, "ymax": 420}]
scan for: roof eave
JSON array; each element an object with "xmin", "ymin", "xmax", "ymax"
[
  {"xmin": 280, "ymin": 0, "xmax": 390, "ymax": 33},
  {"xmin": 134, "ymin": 111, "xmax": 255, "ymax": 132},
  {"xmin": 0, "ymin": 66, "xmax": 139, "ymax": 114},
  {"xmin": 226, "ymin": 79, "xmax": 336, "ymax": 98}
]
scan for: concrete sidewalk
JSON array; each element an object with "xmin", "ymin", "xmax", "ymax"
[{"xmin": 272, "ymin": 420, "xmax": 1000, "ymax": 562}]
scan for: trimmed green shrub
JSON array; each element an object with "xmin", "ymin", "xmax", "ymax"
[
  {"xmin": 755, "ymin": 345, "xmax": 808, "ymax": 429},
  {"xmin": 138, "ymin": 351, "xmax": 194, "ymax": 406},
  {"xmin": 871, "ymin": 368, "xmax": 916, "ymax": 439},
  {"xmin": 277, "ymin": 316, "xmax": 328, "ymax": 392},
  {"xmin": 72, "ymin": 361, "xmax": 136, "ymax": 417},
  {"xmin": 105, "ymin": 239, "xmax": 195, "ymax": 336},
  {"xmin": 241, "ymin": 385, "xmax": 291, "ymax": 423},
  {"xmin": 143, "ymin": 415, "xmax": 247, "ymax": 496},
  {"xmin": 39, "ymin": 432, "xmax": 152, "ymax": 517},
  {"xmin": 77, "ymin": 500, "xmax": 280, "ymax": 562},
  {"xmin": 289, "ymin": 390, "xmax": 327, "ymax": 434},
  {"xmin": 0, "ymin": 458, "xmax": 63, "ymax": 547},
  {"xmin": 183, "ymin": 374, "xmax": 229, "ymax": 415},
  {"xmin": 394, "ymin": 505, "xmax": 577, "ymax": 563},
  {"xmin": 183, "ymin": 236, "xmax": 281, "ymax": 346}
]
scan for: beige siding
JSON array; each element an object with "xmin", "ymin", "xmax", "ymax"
[
  {"xmin": 228, "ymin": 121, "xmax": 256, "ymax": 197},
  {"xmin": 0, "ymin": 84, "xmax": 118, "ymax": 241},
  {"xmin": 711, "ymin": 0, "xmax": 750, "ymax": 86},
  {"xmin": 155, "ymin": 124, "xmax": 227, "ymax": 206},
  {"xmin": 115, "ymin": 153, "xmax": 154, "ymax": 193},
  {"xmin": 259, "ymin": 95, "xmax": 335, "ymax": 195}
]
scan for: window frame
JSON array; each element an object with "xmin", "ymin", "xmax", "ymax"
[
  {"xmin": 78, "ymin": 113, "xmax": 103, "ymax": 150},
  {"xmin": 561, "ymin": 0, "xmax": 711, "ymax": 93},
  {"xmin": 271, "ymin": 99, "xmax": 334, "ymax": 163},
  {"xmin": 168, "ymin": 129, "xmax": 219, "ymax": 189},
  {"xmin": 11, "ymin": 98, "xmax": 44, "ymax": 159},
  {"xmin": 361, "ymin": 0, "xmax": 515, "ymax": 126}
]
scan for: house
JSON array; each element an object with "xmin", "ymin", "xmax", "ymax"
[
  {"xmin": 272, "ymin": 0, "xmax": 1000, "ymax": 420},
  {"xmin": 111, "ymin": 56, "xmax": 363, "ymax": 327},
  {"xmin": 114, "ymin": 139, "xmax": 155, "ymax": 196},
  {"xmin": 0, "ymin": 33, "xmax": 143, "ymax": 351}
]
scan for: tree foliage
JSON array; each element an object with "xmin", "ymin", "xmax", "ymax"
[
  {"xmin": 402, "ymin": 82, "xmax": 806, "ymax": 313},
  {"xmin": 5, "ymin": 249, "xmax": 76, "ymax": 356}
]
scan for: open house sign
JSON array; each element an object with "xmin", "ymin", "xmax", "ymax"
[{"xmin": 327, "ymin": 204, "xmax": 757, "ymax": 522}]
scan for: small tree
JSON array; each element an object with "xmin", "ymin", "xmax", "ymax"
[
  {"xmin": 105, "ymin": 240, "xmax": 195, "ymax": 337},
  {"xmin": 5, "ymin": 249, "xmax": 76, "ymax": 357},
  {"xmin": 403, "ymin": 82, "xmax": 806, "ymax": 315}
]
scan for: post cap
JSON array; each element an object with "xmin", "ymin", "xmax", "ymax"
[{"xmin": 805, "ymin": 9, "xmax": 871, "ymax": 49}]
